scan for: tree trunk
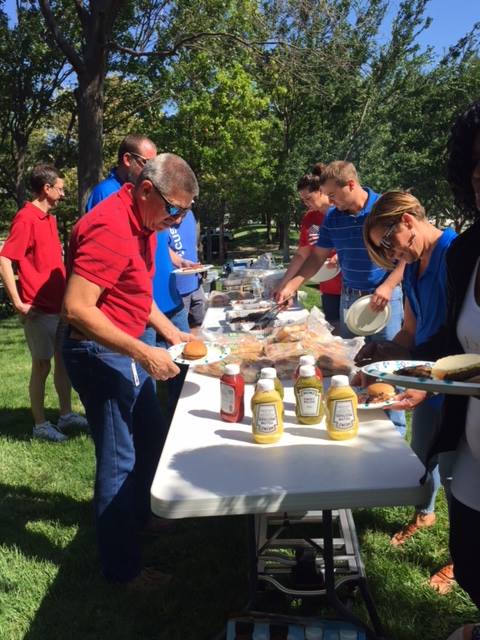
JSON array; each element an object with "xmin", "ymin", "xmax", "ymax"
[
  {"xmin": 76, "ymin": 70, "xmax": 104, "ymax": 213},
  {"xmin": 265, "ymin": 213, "xmax": 272, "ymax": 243},
  {"xmin": 13, "ymin": 138, "xmax": 28, "ymax": 207},
  {"xmin": 282, "ymin": 208, "xmax": 290, "ymax": 262}
]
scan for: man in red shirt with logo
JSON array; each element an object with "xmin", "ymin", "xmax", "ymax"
[
  {"xmin": 0, "ymin": 164, "xmax": 87, "ymax": 442},
  {"xmin": 62, "ymin": 153, "xmax": 197, "ymax": 590}
]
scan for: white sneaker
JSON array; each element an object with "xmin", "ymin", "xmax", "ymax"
[
  {"xmin": 33, "ymin": 422, "xmax": 68, "ymax": 443},
  {"xmin": 57, "ymin": 412, "xmax": 89, "ymax": 432}
]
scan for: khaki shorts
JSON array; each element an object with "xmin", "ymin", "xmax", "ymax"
[{"xmin": 21, "ymin": 311, "xmax": 62, "ymax": 360}]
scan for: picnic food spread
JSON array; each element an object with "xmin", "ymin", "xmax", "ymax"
[
  {"xmin": 181, "ymin": 340, "xmax": 208, "ymax": 360},
  {"xmin": 394, "ymin": 364, "xmax": 433, "ymax": 377}
]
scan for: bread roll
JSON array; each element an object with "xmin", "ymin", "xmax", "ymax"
[
  {"xmin": 182, "ymin": 340, "xmax": 208, "ymax": 360},
  {"xmin": 432, "ymin": 354, "xmax": 480, "ymax": 382},
  {"xmin": 366, "ymin": 383, "xmax": 395, "ymax": 402}
]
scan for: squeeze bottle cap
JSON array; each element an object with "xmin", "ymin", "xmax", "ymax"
[
  {"xmin": 299, "ymin": 364, "xmax": 316, "ymax": 378},
  {"xmin": 330, "ymin": 374, "xmax": 350, "ymax": 388},
  {"xmin": 260, "ymin": 367, "xmax": 277, "ymax": 379},
  {"xmin": 299, "ymin": 355, "xmax": 315, "ymax": 367},
  {"xmin": 224, "ymin": 363, "xmax": 240, "ymax": 376},
  {"xmin": 256, "ymin": 379, "xmax": 275, "ymax": 392}
]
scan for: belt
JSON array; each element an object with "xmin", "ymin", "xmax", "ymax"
[{"xmin": 342, "ymin": 286, "xmax": 375, "ymax": 297}]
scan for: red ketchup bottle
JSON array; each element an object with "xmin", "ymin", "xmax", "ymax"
[
  {"xmin": 220, "ymin": 363, "xmax": 245, "ymax": 422},
  {"xmin": 293, "ymin": 354, "xmax": 323, "ymax": 383}
]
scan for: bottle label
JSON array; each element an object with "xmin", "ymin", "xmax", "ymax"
[
  {"xmin": 220, "ymin": 382, "xmax": 235, "ymax": 414},
  {"xmin": 254, "ymin": 403, "xmax": 279, "ymax": 433},
  {"xmin": 298, "ymin": 388, "xmax": 321, "ymax": 416},
  {"xmin": 331, "ymin": 399, "xmax": 355, "ymax": 430}
]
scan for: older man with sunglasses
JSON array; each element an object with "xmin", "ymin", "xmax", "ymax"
[{"xmin": 62, "ymin": 154, "xmax": 199, "ymax": 590}]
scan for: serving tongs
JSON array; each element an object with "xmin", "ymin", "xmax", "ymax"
[{"xmin": 251, "ymin": 294, "xmax": 295, "ymax": 330}]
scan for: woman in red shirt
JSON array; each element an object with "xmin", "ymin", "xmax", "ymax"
[{"xmin": 275, "ymin": 165, "xmax": 342, "ymax": 330}]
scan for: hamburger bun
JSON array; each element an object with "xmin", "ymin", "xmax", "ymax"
[
  {"xmin": 182, "ymin": 340, "xmax": 208, "ymax": 360},
  {"xmin": 432, "ymin": 354, "xmax": 480, "ymax": 382},
  {"xmin": 366, "ymin": 382, "xmax": 396, "ymax": 402}
]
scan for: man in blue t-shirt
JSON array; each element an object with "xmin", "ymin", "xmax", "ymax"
[
  {"xmin": 275, "ymin": 160, "xmax": 406, "ymax": 435},
  {"xmin": 167, "ymin": 210, "xmax": 206, "ymax": 329}
]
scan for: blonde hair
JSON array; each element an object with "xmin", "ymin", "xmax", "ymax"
[
  {"xmin": 317, "ymin": 161, "xmax": 359, "ymax": 186},
  {"xmin": 363, "ymin": 191, "xmax": 426, "ymax": 269}
]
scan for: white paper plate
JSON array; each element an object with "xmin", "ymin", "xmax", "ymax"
[
  {"xmin": 309, "ymin": 262, "xmax": 341, "ymax": 284},
  {"xmin": 362, "ymin": 359, "xmax": 480, "ymax": 396},
  {"xmin": 353, "ymin": 387, "xmax": 396, "ymax": 410},
  {"xmin": 172, "ymin": 264, "xmax": 214, "ymax": 275},
  {"xmin": 167, "ymin": 342, "xmax": 230, "ymax": 366},
  {"xmin": 345, "ymin": 295, "xmax": 391, "ymax": 336}
]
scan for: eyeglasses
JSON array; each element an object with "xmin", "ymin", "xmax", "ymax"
[
  {"xmin": 48, "ymin": 184, "xmax": 65, "ymax": 195},
  {"xmin": 129, "ymin": 152, "xmax": 148, "ymax": 167},
  {"xmin": 379, "ymin": 221, "xmax": 399, "ymax": 250},
  {"xmin": 150, "ymin": 182, "xmax": 191, "ymax": 217}
]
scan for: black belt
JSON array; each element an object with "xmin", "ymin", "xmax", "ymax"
[
  {"xmin": 342, "ymin": 286, "xmax": 375, "ymax": 297},
  {"xmin": 68, "ymin": 326, "xmax": 89, "ymax": 341}
]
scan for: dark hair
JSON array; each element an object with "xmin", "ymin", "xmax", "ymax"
[
  {"xmin": 118, "ymin": 134, "xmax": 156, "ymax": 164},
  {"xmin": 296, "ymin": 162, "xmax": 326, "ymax": 192},
  {"xmin": 29, "ymin": 164, "xmax": 63, "ymax": 194},
  {"xmin": 447, "ymin": 100, "xmax": 480, "ymax": 217}
]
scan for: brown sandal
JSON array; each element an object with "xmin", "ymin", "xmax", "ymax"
[{"xmin": 429, "ymin": 563, "xmax": 455, "ymax": 595}]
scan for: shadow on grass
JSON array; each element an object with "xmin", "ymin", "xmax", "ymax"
[{"xmin": 0, "ymin": 480, "xmax": 249, "ymax": 640}]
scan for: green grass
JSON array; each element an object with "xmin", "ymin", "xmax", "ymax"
[{"xmin": 0, "ymin": 315, "xmax": 477, "ymax": 639}]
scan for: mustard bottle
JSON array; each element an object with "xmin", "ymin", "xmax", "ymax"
[
  {"xmin": 326, "ymin": 375, "xmax": 358, "ymax": 440},
  {"xmin": 294, "ymin": 364, "xmax": 324, "ymax": 424},
  {"xmin": 259, "ymin": 367, "xmax": 284, "ymax": 399},
  {"xmin": 251, "ymin": 379, "xmax": 283, "ymax": 444}
]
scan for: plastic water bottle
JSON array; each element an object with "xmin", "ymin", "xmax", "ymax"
[{"xmin": 251, "ymin": 276, "xmax": 263, "ymax": 300}]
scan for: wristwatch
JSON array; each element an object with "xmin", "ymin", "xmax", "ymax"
[{"xmin": 472, "ymin": 625, "xmax": 480, "ymax": 640}]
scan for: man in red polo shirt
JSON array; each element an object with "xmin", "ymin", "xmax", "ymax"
[
  {"xmin": 0, "ymin": 164, "xmax": 87, "ymax": 442},
  {"xmin": 62, "ymin": 153, "xmax": 197, "ymax": 590}
]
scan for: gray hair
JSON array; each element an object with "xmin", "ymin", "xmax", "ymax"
[{"xmin": 139, "ymin": 153, "xmax": 199, "ymax": 199}]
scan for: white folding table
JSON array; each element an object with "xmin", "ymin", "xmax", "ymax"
[{"xmin": 151, "ymin": 307, "xmax": 429, "ymax": 639}]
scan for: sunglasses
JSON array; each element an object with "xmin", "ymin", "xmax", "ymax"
[
  {"xmin": 151, "ymin": 182, "xmax": 191, "ymax": 217},
  {"xmin": 379, "ymin": 221, "xmax": 399, "ymax": 250},
  {"xmin": 129, "ymin": 152, "xmax": 148, "ymax": 167}
]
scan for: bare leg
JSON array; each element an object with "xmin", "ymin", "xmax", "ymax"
[
  {"xmin": 53, "ymin": 348, "xmax": 72, "ymax": 416},
  {"xmin": 30, "ymin": 358, "xmax": 51, "ymax": 425}
]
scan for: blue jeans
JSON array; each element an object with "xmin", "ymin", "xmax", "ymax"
[
  {"xmin": 156, "ymin": 305, "xmax": 190, "ymax": 424},
  {"xmin": 62, "ymin": 336, "xmax": 167, "ymax": 582},
  {"xmin": 411, "ymin": 399, "xmax": 455, "ymax": 513},
  {"xmin": 340, "ymin": 286, "xmax": 406, "ymax": 437}
]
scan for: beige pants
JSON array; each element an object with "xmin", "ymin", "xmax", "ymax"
[{"xmin": 22, "ymin": 310, "xmax": 61, "ymax": 360}]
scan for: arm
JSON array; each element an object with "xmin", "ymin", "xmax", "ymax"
[
  {"xmin": 63, "ymin": 273, "xmax": 179, "ymax": 380},
  {"xmin": 370, "ymin": 260, "xmax": 406, "ymax": 311},
  {"xmin": 272, "ymin": 246, "xmax": 310, "ymax": 297},
  {"xmin": 0, "ymin": 256, "xmax": 31, "ymax": 315},
  {"xmin": 168, "ymin": 247, "xmax": 199, "ymax": 269},
  {"xmin": 392, "ymin": 297, "xmax": 416, "ymax": 349},
  {"xmin": 147, "ymin": 300, "xmax": 192, "ymax": 344},
  {"xmin": 354, "ymin": 297, "xmax": 416, "ymax": 366},
  {"xmin": 274, "ymin": 246, "xmax": 331, "ymax": 302}
]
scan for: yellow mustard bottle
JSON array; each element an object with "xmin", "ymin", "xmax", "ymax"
[
  {"xmin": 326, "ymin": 375, "xmax": 358, "ymax": 440},
  {"xmin": 294, "ymin": 364, "xmax": 324, "ymax": 424},
  {"xmin": 251, "ymin": 379, "xmax": 283, "ymax": 444},
  {"xmin": 259, "ymin": 367, "xmax": 284, "ymax": 399}
]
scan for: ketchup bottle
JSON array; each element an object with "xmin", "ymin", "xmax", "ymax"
[
  {"xmin": 220, "ymin": 363, "xmax": 245, "ymax": 422},
  {"xmin": 293, "ymin": 355, "xmax": 323, "ymax": 383}
]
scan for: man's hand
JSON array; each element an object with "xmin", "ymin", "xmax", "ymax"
[
  {"xmin": 370, "ymin": 282, "xmax": 393, "ymax": 311},
  {"xmin": 162, "ymin": 327, "xmax": 195, "ymax": 346},
  {"xmin": 354, "ymin": 340, "xmax": 411, "ymax": 366},
  {"xmin": 273, "ymin": 282, "xmax": 297, "ymax": 304},
  {"xmin": 138, "ymin": 346, "xmax": 180, "ymax": 381},
  {"xmin": 390, "ymin": 389, "xmax": 427, "ymax": 411},
  {"xmin": 14, "ymin": 301, "xmax": 32, "ymax": 316}
]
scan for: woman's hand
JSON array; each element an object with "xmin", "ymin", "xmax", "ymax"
[{"xmin": 389, "ymin": 388, "xmax": 428, "ymax": 411}]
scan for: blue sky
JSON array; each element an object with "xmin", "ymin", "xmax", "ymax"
[
  {"xmin": 383, "ymin": 0, "xmax": 479, "ymax": 56},
  {"xmin": 3, "ymin": 0, "xmax": 478, "ymax": 56}
]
